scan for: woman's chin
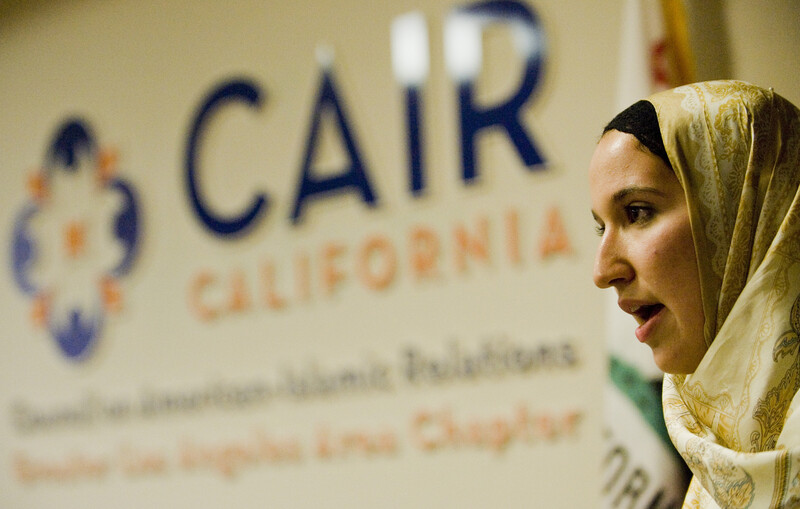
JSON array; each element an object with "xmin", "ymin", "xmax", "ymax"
[{"xmin": 653, "ymin": 350, "xmax": 697, "ymax": 375}]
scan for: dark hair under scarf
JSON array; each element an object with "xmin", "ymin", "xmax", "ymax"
[{"xmin": 603, "ymin": 99, "xmax": 671, "ymax": 169}]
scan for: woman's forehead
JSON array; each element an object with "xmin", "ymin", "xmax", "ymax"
[
  {"xmin": 589, "ymin": 131, "xmax": 683, "ymax": 213},
  {"xmin": 590, "ymin": 132, "xmax": 676, "ymax": 186}
]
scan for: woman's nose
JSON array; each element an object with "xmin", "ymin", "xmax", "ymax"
[{"xmin": 593, "ymin": 231, "xmax": 633, "ymax": 289}]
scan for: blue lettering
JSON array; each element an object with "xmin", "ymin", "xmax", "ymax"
[
  {"xmin": 406, "ymin": 86, "xmax": 426, "ymax": 195},
  {"xmin": 446, "ymin": 0, "xmax": 547, "ymax": 182},
  {"xmin": 291, "ymin": 70, "xmax": 378, "ymax": 223},
  {"xmin": 391, "ymin": 12, "xmax": 431, "ymax": 196},
  {"xmin": 185, "ymin": 79, "xmax": 268, "ymax": 236}
]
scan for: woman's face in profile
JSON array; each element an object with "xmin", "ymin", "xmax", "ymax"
[{"xmin": 589, "ymin": 130, "xmax": 706, "ymax": 374}]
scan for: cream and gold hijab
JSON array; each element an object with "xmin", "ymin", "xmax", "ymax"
[{"xmin": 648, "ymin": 81, "xmax": 800, "ymax": 507}]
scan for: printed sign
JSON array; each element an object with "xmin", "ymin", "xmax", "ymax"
[{"xmin": 0, "ymin": 0, "xmax": 612, "ymax": 506}]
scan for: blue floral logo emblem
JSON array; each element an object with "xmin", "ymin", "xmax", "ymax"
[{"xmin": 11, "ymin": 119, "xmax": 141, "ymax": 361}]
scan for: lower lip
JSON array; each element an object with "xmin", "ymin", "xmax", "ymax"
[{"xmin": 635, "ymin": 307, "xmax": 665, "ymax": 343}]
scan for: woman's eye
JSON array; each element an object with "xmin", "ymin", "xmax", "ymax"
[
  {"xmin": 594, "ymin": 223, "xmax": 605, "ymax": 236},
  {"xmin": 625, "ymin": 205, "xmax": 654, "ymax": 224}
]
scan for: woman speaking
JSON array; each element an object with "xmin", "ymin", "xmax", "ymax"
[{"xmin": 590, "ymin": 81, "xmax": 800, "ymax": 507}]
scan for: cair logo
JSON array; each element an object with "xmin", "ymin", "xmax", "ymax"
[{"xmin": 10, "ymin": 119, "xmax": 141, "ymax": 361}]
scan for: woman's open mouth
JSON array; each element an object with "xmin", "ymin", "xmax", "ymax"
[{"xmin": 633, "ymin": 303, "xmax": 664, "ymax": 323}]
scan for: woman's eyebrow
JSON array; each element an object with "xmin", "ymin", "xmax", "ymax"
[{"xmin": 612, "ymin": 186, "xmax": 667, "ymax": 203}]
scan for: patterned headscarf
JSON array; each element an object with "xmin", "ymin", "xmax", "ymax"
[{"xmin": 648, "ymin": 81, "xmax": 800, "ymax": 507}]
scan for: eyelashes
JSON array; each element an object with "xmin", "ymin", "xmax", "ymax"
[{"xmin": 592, "ymin": 204, "xmax": 655, "ymax": 236}]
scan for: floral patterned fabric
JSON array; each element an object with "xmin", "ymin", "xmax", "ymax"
[{"xmin": 648, "ymin": 81, "xmax": 800, "ymax": 507}]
